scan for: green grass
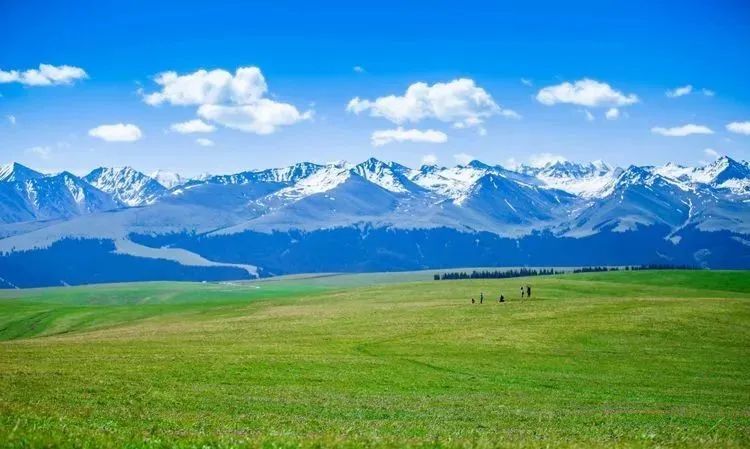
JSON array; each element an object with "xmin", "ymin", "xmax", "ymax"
[{"xmin": 0, "ymin": 270, "xmax": 748, "ymax": 448}]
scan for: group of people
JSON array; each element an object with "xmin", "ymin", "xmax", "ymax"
[{"xmin": 470, "ymin": 285, "xmax": 532, "ymax": 304}]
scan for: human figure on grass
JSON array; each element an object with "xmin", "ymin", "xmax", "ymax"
[
  {"xmin": 527, "ymin": 285, "xmax": 531, "ymax": 298},
  {"xmin": 520, "ymin": 286, "xmax": 525, "ymax": 298}
]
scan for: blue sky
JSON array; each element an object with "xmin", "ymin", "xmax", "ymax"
[{"xmin": 1, "ymin": 0, "xmax": 749, "ymax": 176}]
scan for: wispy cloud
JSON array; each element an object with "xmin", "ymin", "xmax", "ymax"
[
  {"xmin": 170, "ymin": 119, "xmax": 216, "ymax": 134},
  {"xmin": 666, "ymin": 85, "xmax": 692, "ymax": 98},
  {"xmin": 25, "ymin": 145, "xmax": 52, "ymax": 159},
  {"xmin": 196, "ymin": 138, "xmax": 215, "ymax": 147},
  {"xmin": 371, "ymin": 127, "xmax": 447, "ymax": 147},
  {"xmin": 453, "ymin": 153, "xmax": 475, "ymax": 165},
  {"xmin": 0, "ymin": 64, "xmax": 88, "ymax": 86},
  {"xmin": 353, "ymin": 66, "xmax": 365, "ymax": 73},
  {"xmin": 651, "ymin": 124, "xmax": 713, "ymax": 137},
  {"xmin": 421, "ymin": 154, "xmax": 438, "ymax": 165},
  {"xmin": 704, "ymin": 148, "xmax": 720, "ymax": 159}
]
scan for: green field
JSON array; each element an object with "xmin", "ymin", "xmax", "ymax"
[{"xmin": 0, "ymin": 270, "xmax": 749, "ymax": 448}]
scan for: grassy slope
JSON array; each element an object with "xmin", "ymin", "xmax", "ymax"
[{"xmin": 0, "ymin": 270, "xmax": 748, "ymax": 448}]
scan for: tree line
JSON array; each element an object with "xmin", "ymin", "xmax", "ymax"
[{"xmin": 434, "ymin": 264, "xmax": 697, "ymax": 281}]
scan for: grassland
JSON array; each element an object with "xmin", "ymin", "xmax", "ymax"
[{"xmin": 0, "ymin": 270, "xmax": 748, "ymax": 448}]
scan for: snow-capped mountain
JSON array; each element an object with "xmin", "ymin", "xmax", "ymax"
[
  {"xmin": 84, "ymin": 167, "xmax": 167, "ymax": 207},
  {"xmin": 0, "ymin": 162, "xmax": 44, "ymax": 183},
  {"xmin": 524, "ymin": 160, "xmax": 621, "ymax": 198},
  {"xmin": 0, "ymin": 171, "xmax": 118, "ymax": 224},
  {"xmin": 149, "ymin": 170, "xmax": 188, "ymax": 189},
  {"xmin": 0, "ymin": 156, "xmax": 748, "ymax": 286}
]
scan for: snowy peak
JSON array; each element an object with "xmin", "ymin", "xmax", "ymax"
[
  {"xmin": 697, "ymin": 156, "xmax": 749, "ymax": 185},
  {"xmin": 84, "ymin": 167, "xmax": 167, "ymax": 207},
  {"xmin": 0, "ymin": 171, "xmax": 119, "ymax": 224},
  {"xmin": 352, "ymin": 158, "xmax": 420, "ymax": 193},
  {"xmin": 149, "ymin": 170, "xmax": 188, "ymax": 189},
  {"xmin": 205, "ymin": 162, "xmax": 322, "ymax": 186},
  {"xmin": 0, "ymin": 162, "xmax": 44, "ymax": 183},
  {"xmin": 524, "ymin": 160, "xmax": 619, "ymax": 198}
]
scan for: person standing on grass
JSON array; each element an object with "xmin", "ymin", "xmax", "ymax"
[
  {"xmin": 480, "ymin": 292, "xmax": 484, "ymax": 304},
  {"xmin": 520, "ymin": 286, "xmax": 525, "ymax": 298},
  {"xmin": 527, "ymin": 285, "xmax": 532, "ymax": 298},
  {"xmin": 499, "ymin": 294, "xmax": 505, "ymax": 303}
]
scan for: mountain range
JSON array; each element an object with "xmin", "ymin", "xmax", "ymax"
[{"xmin": 0, "ymin": 156, "xmax": 748, "ymax": 287}]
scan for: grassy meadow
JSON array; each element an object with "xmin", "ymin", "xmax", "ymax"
[{"xmin": 0, "ymin": 270, "xmax": 748, "ymax": 448}]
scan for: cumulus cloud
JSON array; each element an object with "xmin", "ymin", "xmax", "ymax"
[
  {"xmin": 453, "ymin": 153, "xmax": 475, "ymax": 165},
  {"xmin": 88, "ymin": 123, "xmax": 143, "ymax": 142},
  {"xmin": 605, "ymin": 108, "xmax": 620, "ymax": 120},
  {"xmin": 726, "ymin": 121, "xmax": 750, "ymax": 135},
  {"xmin": 196, "ymin": 138, "xmax": 214, "ymax": 147},
  {"xmin": 528, "ymin": 153, "xmax": 567, "ymax": 168},
  {"xmin": 651, "ymin": 124, "xmax": 713, "ymax": 137},
  {"xmin": 666, "ymin": 85, "xmax": 693, "ymax": 98},
  {"xmin": 536, "ymin": 79, "xmax": 638, "ymax": 108},
  {"xmin": 347, "ymin": 78, "xmax": 514, "ymax": 128},
  {"xmin": 144, "ymin": 66, "xmax": 310, "ymax": 135},
  {"xmin": 370, "ymin": 127, "xmax": 448, "ymax": 147},
  {"xmin": 421, "ymin": 154, "xmax": 438, "ymax": 165},
  {"xmin": 0, "ymin": 64, "xmax": 88, "ymax": 86},
  {"xmin": 170, "ymin": 119, "xmax": 216, "ymax": 134},
  {"xmin": 25, "ymin": 145, "xmax": 52, "ymax": 159},
  {"xmin": 704, "ymin": 148, "xmax": 720, "ymax": 159},
  {"xmin": 197, "ymin": 101, "xmax": 312, "ymax": 135},
  {"xmin": 143, "ymin": 67, "xmax": 267, "ymax": 106}
]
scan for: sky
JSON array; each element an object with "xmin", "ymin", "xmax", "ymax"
[{"xmin": 1, "ymin": 0, "xmax": 749, "ymax": 176}]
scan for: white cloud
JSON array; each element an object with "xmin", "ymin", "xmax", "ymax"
[
  {"xmin": 584, "ymin": 110, "xmax": 595, "ymax": 121},
  {"xmin": 0, "ymin": 64, "xmax": 88, "ymax": 86},
  {"xmin": 651, "ymin": 124, "xmax": 714, "ymax": 137},
  {"xmin": 605, "ymin": 107, "xmax": 620, "ymax": 120},
  {"xmin": 726, "ymin": 121, "xmax": 750, "ymax": 135},
  {"xmin": 453, "ymin": 153, "xmax": 475, "ymax": 165},
  {"xmin": 666, "ymin": 85, "xmax": 693, "ymax": 98},
  {"xmin": 504, "ymin": 157, "xmax": 520, "ymax": 170},
  {"xmin": 500, "ymin": 109, "xmax": 522, "ymax": 119},
  {"xmin": 421, "ymin": 154, "xmax": 438, "ymax": 165},
  {"xmin": 528, "ymin": 153, "xmax": 567, "ymax": 168},
  {"xmin": 143, "ymin": 67, "xmax": 267, "ymax": 106},
  {"xmin": 704, "ymin": 148, "xmax": 720, "ymax": 159},
  {"xmin": 197, "ymin": 100, "xmax": 312, "ymax": 135},
  {"xmin": 196, "ymin": 138, "xmax": 214, "ymax": 147},
  {"xmin": 536, "ymin": 79, "xmax": 638, "ymax": 108},
  {"xmin": 520, "ymin": 78, "xmax": 533, "ymax": 87},
  {"xmin": 370, "ymin": 127, "xmax": 448, "ymax": 147},
  {"xmin": 353, "ymin": 66, "xmax": 365, "ymax": 73},
  {"xmin": 170, "ymin": 119, "xmax": 216, "ymax": 134},
  {"xmin": 702, "ymin": 88, "xmax": 715, "ymax": 97},
  {"xmin": 25, "ymin": 145, "xmax": 52, "ymax": 160},
  {"xmin": 347, "ymin": 78, "xmax": 514, "ymax": 128},
  {"xmin": 6, "ymin": 115, "xmax": 15, "ymax": 125},
  {"xmin": 144, "ymin": 66, "xmax": 310, "ymax": 135},
  {"xmin": 88, "ymin": 123, "xmax": 143, "ymax": 142}
]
